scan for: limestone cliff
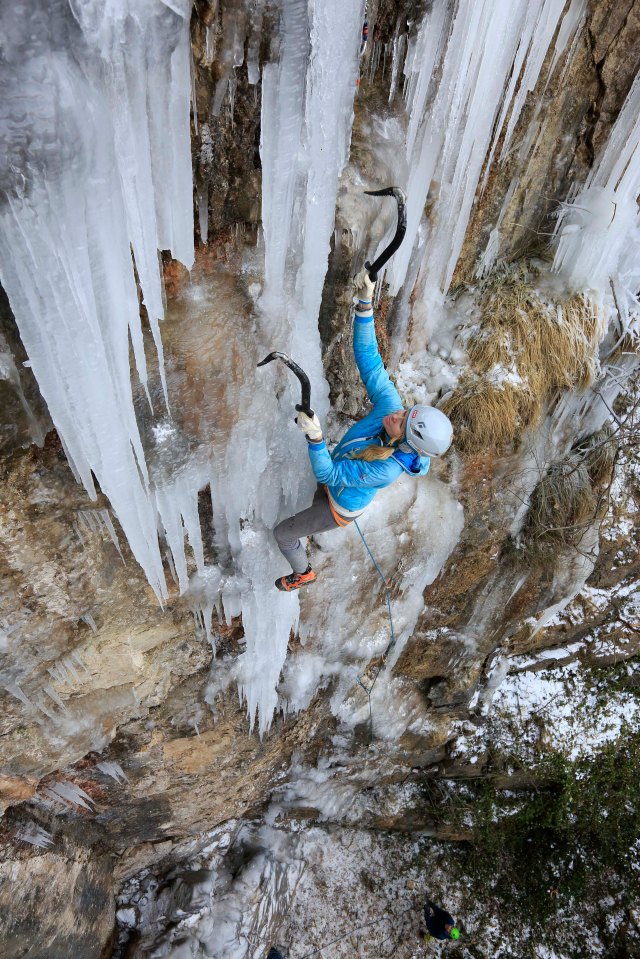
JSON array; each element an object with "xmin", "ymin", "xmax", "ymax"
[{"xmin": 0, "ymin": 2, "xmax": 638, "ymax": 958}]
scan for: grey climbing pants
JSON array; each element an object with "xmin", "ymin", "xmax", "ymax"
[{"xmin": 273, "ymin": 485, "xmax": 341, "ymax": 573}]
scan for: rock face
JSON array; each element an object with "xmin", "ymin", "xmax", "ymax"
[
  {"xmin": 0, "ymin": 1, "xmax": 638, "ymax": 957},
  {"xmin": 0, "ymin": 845, "xmax": 114, "ymax": 959}
]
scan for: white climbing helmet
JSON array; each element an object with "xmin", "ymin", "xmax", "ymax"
[{"xmin": 403, "ymin": 405, "xmax": 453, "ymax": 457}]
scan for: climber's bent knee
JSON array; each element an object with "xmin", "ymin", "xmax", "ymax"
[
  {"xmin": 273, "ymin": 517, "xmax": 300, "ymax": 552},
  {"xmin": 273, "ymin": 487, "xmax": 341, "ymax": 573}
]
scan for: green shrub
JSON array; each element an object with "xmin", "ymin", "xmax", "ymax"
[{"xmin": 434, "ymin": 730, "xmax": 640, "ymax": 952}]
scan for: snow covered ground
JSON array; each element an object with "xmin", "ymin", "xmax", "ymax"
[
  {"xmin": 115, "ymin": 819, "xmax": 468, "ymax": 959},
  {"xmin": 452, "ymin": 656, "xmax": 640, "ymax": 766},
  {"xmin": 115, "ymin": 810, "xmax": 619, "ymax": 959}
]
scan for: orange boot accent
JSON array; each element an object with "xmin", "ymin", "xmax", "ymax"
[{"xmin": 275, "ymin": 565, "xmax": 317, "ymax": 592}]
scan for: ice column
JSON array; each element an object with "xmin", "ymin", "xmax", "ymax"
[
  {"xmin": 297, "ymin": 0, "xmax": 368, "ymax": 372},
  {"xmin": 260, "ymin": 0, "xmax": 310, "ymax": 311},
  {"xmin": 222, "ymin": 0, "xmax": 364, "ymax": 734},
  {"xmin": 71, "ymin": 0, "xmax": 195, "ymax": 404},
  {"xmin": 553, "ymin": 72, "xmax": 640, "ymax": 321},
  {"xmin": 386, "ymin": 0, "xmax": 579, "ymax": 305},
  {"xmin": 0, "ymin": 1, "xmax": 194, "ymax": 601}
]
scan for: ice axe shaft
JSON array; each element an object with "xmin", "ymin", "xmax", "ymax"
[
  {"xmin": 257, "ymin": 351, "xmax": 314, "ymax": 417},
  {"xmin": 363, "ymin": 186, "xmax": 407, "ymax": 282}
]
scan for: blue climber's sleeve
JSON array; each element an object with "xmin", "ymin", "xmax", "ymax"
[
  {"xmin": 306, "ymin": 439, "xmax": 401, "ymax": 488},
  {"xmin": 353, "ymin": 308, "xmax": 402, "ymax": 411}
]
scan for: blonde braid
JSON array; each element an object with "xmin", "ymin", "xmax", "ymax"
[{"xmin": 346, "ymin": 437, "xmax": 400, "ymax": 462}]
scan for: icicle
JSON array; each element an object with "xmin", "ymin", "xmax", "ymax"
[
  {"xmin": 404, "ymin": 6, "xmax": 449, "ymax": 161},
  {"xmin": 34, "ymin": 694, "xmax": 56, "ymax": 721},
  {"xmin": 164, "ymin": 546, "xmax": 179, "ymax": 586},
  {"xmin": 62, "ymin": 656, "xmax": 82, "ymax": 684},
  {"xmin": 388, "ymin": 31, "xmax": 406, "ymax": 105},
  {"xmin": 99, "ymin": 509, "xmax": 125, "ymax": 561},
  {"xmin": 0, "ymin": 334, "xmax": 45, "ymax": 447},
  {"xmin": 71, "ymin": 650, "xmax": 91, "ymax": 676},
  {"xmin": 476, "ymin": 227, "xmax": 501, "ymax": 278},
  {"xmin": 198, "ymin": 184, "xmax": 209, "ymax": 245},
  {"xmin": 55, "ymin": 660, "xmax": 74, "ymax": 686},
  {"xmin": 81, "ymin": 613, "xmax": 98, "ymax": 633},
  {"xmin": 246, "ymin": 1, "xmax": 265, "ymax": 85},
  {"xmin": 201, "ymin": 600, "xmax": 215, "ymax": 652},
  {"xmin": 211, "ymin": 2, "xmax": 248, "ymax": 116},
  {"xmin": 15, "ymin": 822, "xmax": 54, "ymax": 848},
  {"xmin": 548, "ymin": 0, "xmax": 587, "ymax": 79},
  {"xmin": 42, "ymin": 781, "xmax": 95, "ymax": 812},
  {"xmin": 553, "ymin": 72, "xmax": 640, "ymax": 309},
  {"xmin": 205, "ymin": 24, "xmax": 215, "ymax": 65},
  {"xmin": 475, "ymin": 177, "xmax": 517, "ymax": 277},
  {"xmin": 47, "ymin": 665, "xmax": 67, "ymax": 687},
  {"xmin": 96, "ymin": 760, "xmax": 128, "ymax": 783},
  {"xmin": 260, "ymin": 0, "xmax": 310, "ymax": 297},
  {"xmin": 5, "ymin": 683, "xmax": 44, "ymax": 724},
  {"xmin": 228, "ymin": 73, "xmax": 238, "ymax": 128},
  {"xmin": 155, "ymin": 470, "xmax": 205, "ymax": 595},
  {"xmin": 43, "ymin": 685, "xmax": 68, "ymax": 712},
  {"xmin": 367, "ymin": 40, "xmax": 382, "ymax": 83},
  {"xmin": 191, "ymin": 50, "xmax": 199, "ymax": 136}
]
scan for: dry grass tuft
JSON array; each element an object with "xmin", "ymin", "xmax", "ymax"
[
  {"xmin": 574, "ymin": 422, "xmax": 618, "ymax": 486},
  {"xmin": 606, "ymin": 330, "xmax": 640, "ymax": 363},
  {"xmin": 445, "ymin": 266, "xmax": 604, "ymax": 451},
  {"xmin": 522, "ymin": 456, "xmax": 597, "ymax": 557},
  {"xmin": 440, "ymin": 376, "xmax": 536, "ymax": 451}
]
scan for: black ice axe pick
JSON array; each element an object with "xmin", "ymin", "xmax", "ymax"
[
  {"xmin": 363, "ymin": 186, "xmax": 407, "ymax": 281},
  {"xmin": 257, "ymin": 351, "xmax": 314, "ymax": 418}
]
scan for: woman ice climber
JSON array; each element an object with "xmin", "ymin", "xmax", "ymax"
[{"xmin": 273, "ymin": 270, "xmax": 454, "ymax": 592}]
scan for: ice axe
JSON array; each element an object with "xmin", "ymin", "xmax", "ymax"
[
  {"xmin": 258, "ymin": 188, "xmax": 406, "ymax": 411},
  {"xmin": 363, "ymin": 186, "xmax": 407, "ymax": 281},
  {"xmin": 257, "ymin": 351, "xmax": 314, "ymax": 418}
]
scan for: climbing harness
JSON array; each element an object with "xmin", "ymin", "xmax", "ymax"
[{"xmin": 354, "ymin": 519, "xmax": 396, "ymax": 740}]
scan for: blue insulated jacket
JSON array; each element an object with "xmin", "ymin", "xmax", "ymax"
[{"xmin": 306, "ymin": 309, "xmax": 430, "ymax": 516}]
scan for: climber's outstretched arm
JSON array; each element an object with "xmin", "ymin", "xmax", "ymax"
[{"xmin": 352, "ymin": 270, "xmax": 402, "ymax": 411}]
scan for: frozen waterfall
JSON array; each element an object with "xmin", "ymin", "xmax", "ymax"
[
  {"xmin": 553, "ymin": 71, "xmax": 640, "ymax": 329},
  {"xmin": 0, "ymin": 0, "xmax": 364, "ymax": 734},
  {"xmin": 226, "ymin": 0, "xmax": 365, "ymax": 732},
  {"xmin": 2, "ymin": 0, "xmax": 610, "ymax": 738},
  {"xmin": 0, "ymin": 0, "xmax": 194, "ymax": 601},
  {"xmin": 385, "ymin": 0, "xmax": 585, "ymax": 315}
]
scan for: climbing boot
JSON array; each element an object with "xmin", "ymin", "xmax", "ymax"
[{"xmin": 275, "ymin": 565, "xmax": 317, "ymax": 592}]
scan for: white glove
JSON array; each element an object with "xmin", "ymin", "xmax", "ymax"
[
  {"xmin": 354, "ymin": 268, "xmax": 375, "ymax": 301},
  {"xmin": 295, "ymin": 409, "xmax": 323, "ymax": 442}
]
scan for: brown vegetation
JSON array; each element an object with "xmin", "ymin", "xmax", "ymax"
[
  {"xmin": 441, "ymin": 266, "xmax": 604, "ymax": 451},
  {"xmin": 521, "ymin": 455, "xmax": 597, "ymax": 557},
  {"xmin": 579, "ymin": 421, "xmax": 618, "ymax": 486}
]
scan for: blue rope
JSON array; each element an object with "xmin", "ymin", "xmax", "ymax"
[
  {"xmin": 354, "ymin": 519, "xmax": 396, "ymax": 662},
  {"xmin": 354, "ymin": 520, "xmax": 397, "ymax": 739}
]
